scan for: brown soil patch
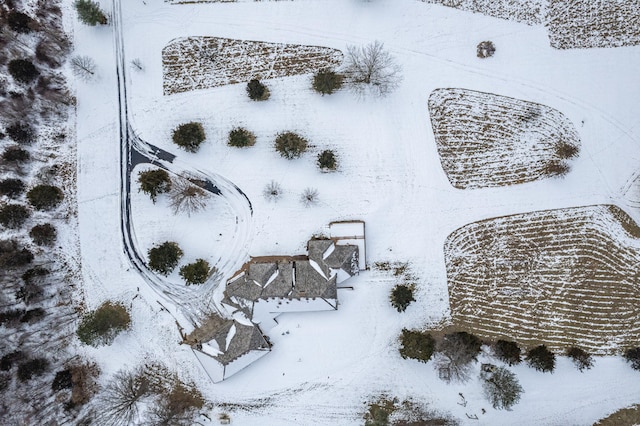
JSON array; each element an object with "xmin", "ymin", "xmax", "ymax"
[
  {"xmin": 444, "ymin": 204, "xmax": 640, "ymax": 354},
  {"xmin": 162, "ymin": 36, "xmax": 343, "ymax": 95},
  {"xmin": 547, "ymin": 0, "xmax": 640, "ymax": 49},
  {"xmin": 420, "ymin": 0, "xmax": 545, "ymax": 25},
  {"xmin": 428, "ymin": 88, "xmax": 580, "ymax": 189}
]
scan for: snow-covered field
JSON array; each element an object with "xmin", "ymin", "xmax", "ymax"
[{"xmin": 74, "ymin": 0, "xmax": 640, "ymax": 424}]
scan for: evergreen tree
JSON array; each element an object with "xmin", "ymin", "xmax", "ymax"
[
  {"xmin": 74, "ymin": 0, "xmax": 108, "ymax": 26},
  {"xmin": 0, "ymin": 178, "xmax": 26, "ymax": 198},
  {"xmin": 275, "ymin": 132, "xmax": 308, "ymax": 159},
  {"xmin": 147, "ymin": 241, "xmax": 183, "ymax": 276},
  {"xmin": 8, "ymin": 59, "xmax": 40, "ymax": 84},
  {"xmin": 30, "ymin": 223, "xmax": 57, "ymax": 246},
  {"xmin": 246, "ymin": 79, "xmax": 270, "ymax": 101},
  {"xmin": 2, "ymin": 147, "xmax": 30, "ymax": 163},
  {"xmin": 227, "ymin": 127, "xmax": 256, "ymax": 148},
  {"xmin": 6, "ymin": 123, "xmax": 35, "ymax": 144},
  {"xmin": 172, "ymin": 122, "xmax": 206, "ymax": 153},
  {"xmin": 0, "ymin": 204, "xmax": 30, "ymax": 229},
  {"xmin": 8, "ymin": 11, "xmax": 34, "ymax": 33},
  {"xmin": 312, "ymin": 69, "xmax": 344, "ymax": 95},
  {"xmin": 390, "ymin": 283, "xmax": 415, "ymax": 312},
  {"xmin": 526, "ymin": 345, "xmax": 556, "ymax": 373},
  {"xmin": 138, "ymin": 169, "xmax": 171, "ymax": 203},
  {"xmin": 399, "ymin": 328, "xmax": 435, "ymax": 363},
  {"xmin": 494, "ymin": 340, "xmax": 522, "ymax": 366},
  {"xmin": 566, "ymin": 347, "xmax": 594, "ymax": 372},
  {"xmin": 624, "ymin": 347, "xmax": 640, "ymax": 371},
  {"xmin": 26, "ymin": 185, "xmax": 64, "ymax": 210},
  {"xmin": 179, "ymin": 259, "xmax": 211, "ymax": 285},
  {"xmin": 76, "ymin": 302, "xmax": 131, "ymax": 346},
  {"xmin": 317, "ymin": 150, "xmax": 337, "ymax": 171}
]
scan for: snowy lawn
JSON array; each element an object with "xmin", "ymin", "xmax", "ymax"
[{"xmin": 73, "ymin": 0, "xmax": 640, "ymax": 424}]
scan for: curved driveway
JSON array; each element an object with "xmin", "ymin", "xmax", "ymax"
[{"xmin": 111, "ymin": 0, "xmax": 253, "ymax": 325}]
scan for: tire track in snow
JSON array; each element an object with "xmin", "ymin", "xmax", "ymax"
[{"xmin": 112, "ymin": 0, "xmax": 254, "ymax": 326}]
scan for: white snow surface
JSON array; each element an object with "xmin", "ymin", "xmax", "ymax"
[{"xmin": 73, "ymin": 0, "xmax": 640, "ymax": 424}]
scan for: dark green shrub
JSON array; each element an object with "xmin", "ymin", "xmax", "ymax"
[
  {"xmin": 17, "ymin": 358, "xmax": 49, "ymax": 381},
  {"xmin": 624, "ymin": 347, "xmax": 640, "ymax": 371},
  {"xmin": 52, "ymin": 369, "xmax": 73, "ymax": 392},
  {"xmin": 74, "ymin": 0, "xmax": 107, "ymax": 25},
  {"xmin": 1, "ymin": 351, "xmax": 24, "ymax": 371},
  {"xmin": 27, "ymin": 184, "xmax": 64, "ymax": 210},
  {"xmin": 147, "ymin": 241, "xmax": 183, "ymax": 276},
  {"xmin": 312, "ymin": 69, "xmax": 344, "ymax": 95},
  {"xmin": 526, "ymin": 345, "xmax": 556, "ymax": 373},
  {"xmin": 494, "ymin": 340, "xmax": 522, "ymax": 366},
  {"xmin": 390, "ymin": 283, "xmax": 415, "ymax": 312},
  {"xmin": 138, "ymin": 169, "xmax": 171, "ymax": 203},
  {"xmin": 0, "ymin": 204, "xmax": 30, "ymax": 229},
  {"xmin": 172, "ymin": 122, "xmax": 205, "ymax": 153},
  {"xmin": 0, "ymin": 239, "xmax": 33, "ymax": 268},
  {"xmin": 364, "ymin": 397, "xmax": 396, "ymax": 426},
  {"xmin": 20, "ymin": 308, "xmax": 45, "ymax": 323},
  {"xmin": 22, "ymin": 266, "xmax": 49, "ymax": 286},
  {"xmin": 399, "ymin": 328, "xmax": 435, "ymax": 363},
  {"xmin": 2, "ymin": 146, "xmax": 30, "ymax": 163},
  {"xmin": 566, "ymin": 346, "xmax": 594, "ymax": 372},
  {"xmin": 317, "ymin": 150, "xmax": 337, "ymax": 171},
  {"xmin": 179, "ymin": 259, "xmax": 211, "ymax": 285},
  {"xmin": 76, "ymin": 302, "xmax": 131, "ymax": 347},
  {"xmin": 8, "ymin": 11, "xmax": 34, "ymax": 33},
  {"xmin": 6, "ymin": 122, "xmax": 35, "ymax": 144},
  {"xmin": 0, "ymin": 178, "xmax": 26, "ymax": 198},
  {"xmin": 275, "ymin": 132, "xmax": 308, "ymax": 159},
  {"xmin": 29, "ymin": 223, "xmax": 57, "ymax": 246},
  {"xmin": 227, "ymin": 127, "xmax": 256, "ymax": 148},
  {"xmin": 8, "ymin": 59, "xmax": 40, "ymax": 84},
  {"xmin": 16, "ymin": 273, "xmax": 45, "ymax": 305},
  {"xmin": 246, "ymin": 79, "xmax": 270, "ymax": 101}
]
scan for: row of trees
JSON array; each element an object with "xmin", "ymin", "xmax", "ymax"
[
  {"xmin": 147, "ymin": 241, "xmax": 213, "ymax": 285},
  {"xmin": 171, "ymin": 121, "xmax": 339, "ymax": 171},
  {"xmin": 247, "ymin": 41, "xmax": 402, "ymax": 99},
  {"xmin": 0, "ymin": 1, "xmax": 107, "ymax": 421}
]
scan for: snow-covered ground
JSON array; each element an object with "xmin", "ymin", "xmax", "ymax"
[{"xmin": 74, "ymin": 0, "xmax": 640, "ymax": 424}]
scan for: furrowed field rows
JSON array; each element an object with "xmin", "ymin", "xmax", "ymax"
[
  {"xmin": 444, "ymin": 205, "xmax": 640, "ymax": 354},
  {"xmin": 162, "ymin": 36, "xmax": 343, "ymax": 95},
  {"xmin": 419, "ymin": 0, "xmax": 546, "ymax": 25},
  {"xmin": 547, "ymin": 0, "xmax": 640, "ymax": 49},
  {"xmin": 428, "ymin": 88, "xmax": 580, "ymax": 189}
]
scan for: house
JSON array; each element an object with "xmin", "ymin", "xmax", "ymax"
[
  {"xmin": 222, "ymin": 237, "xmax": 359, "ymax": 329},
  {"xmin": 191, "ymin": 221, "xmax": 366, "ymax": 382},
  {"xmin": 187, "ymin": 314, "xmax": 271, "ymax": 383}
]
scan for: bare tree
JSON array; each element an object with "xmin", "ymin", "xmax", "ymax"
[
  {"xmin": 70, "ymin": 55, "xmax": 96, "ymax": 82},
  {"xmin": 433, "ymin": 332, "xmax": 482, "ymax": 383},
  {"xmin": 95, "ymin": 367, "xmax": 151, "ymax": 426},
  {"xmin": 481, "ymin": 366, "xmax": 523, "ymax": 410},
  {"xmin": 263, "ymin": 181, "xmax": 282, "ymax": 202},
  {"xmin": 343, "ymin": 41, "xmax": 402, "ymax": 97},
  {"xmin": 130, "ymin": 58, "xmax": 144, "ymax": 72},
  {"xmin": 169, "ymin": 176, "xmax": 210, "ymax": 216},
  {"xmin": 300, "ymin": 187, "xmax": 319, "ymax": 207}
]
